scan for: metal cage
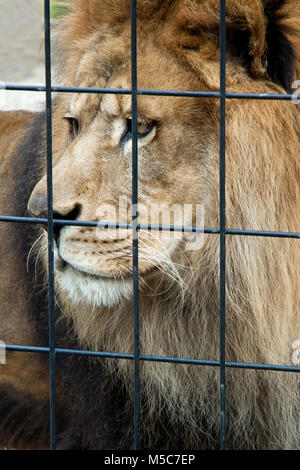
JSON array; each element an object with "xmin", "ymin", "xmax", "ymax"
[{"xmin": 1, "ymin": 0, "xmax": 300, "ymax": 451}]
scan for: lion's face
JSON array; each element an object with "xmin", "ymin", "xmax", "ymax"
[
  {"xmin": 27, "ymin": 0, "xmax": 300, "ymax": 312},
  {"xmin": 27, "ymin": 39, "xmax": 218, "ymax": 306}
]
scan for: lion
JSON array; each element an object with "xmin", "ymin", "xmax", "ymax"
[{"xmin": 0, "ymin": 0, "xmax": 299, "ymax": 450}]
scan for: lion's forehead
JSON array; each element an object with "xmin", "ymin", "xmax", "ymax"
[{"xmin": 70, "ymin": 33, "xmax": 202, "ymax": 115}]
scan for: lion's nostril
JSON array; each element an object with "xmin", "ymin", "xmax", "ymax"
[
  {"xmin": 53, "ymin": 205, "xmax": 81, "ymax": 246},
  {"xmin": 28, "ymin": 194, "xmax": 81, "ymax": 246},
  {"xmin": 27, "ymin": 192, "xmax": 48, "ymax": 219}
]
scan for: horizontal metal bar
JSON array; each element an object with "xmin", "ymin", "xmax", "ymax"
[
  {"xmin": 5, "ymin": 344, "xmax": 300, "ymax": 373},
  {"xmin": 2, "ymin": 84, "xmax": 219, "ymax": 97},
  {"xmin": 2, "ymin": 83, "xmax": 299, "ymax": 101},
  {"xmin": 226, "ymin": 92, "xmax": 298, "ymax": 101},
  {"xmin": 144, "ymin": 357, "xmax": 300, "ymax": 373},
  {"xmin": 3, "ymin": 84, "xmax": 46, "ymax": 92},
  {"xmin": 226, "ymin": 228, "xmax": 300, "ymax": 239},
  {"xmin": 0, "ymin": 215, "xmax": 299, "ymax": 239},
  {"xmin": 55, "ymin": 87, "xmax": 221, "ymax": 99},
  {"xmin": 5, "ymin": 344, "xmax": 49, "ymax": 353},
  {"xmin": 0, "ymin": 215, "xmax": 217, "ymax": 233}
]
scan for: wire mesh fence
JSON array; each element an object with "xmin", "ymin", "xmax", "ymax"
[{"xmin": 1, "ymin": 0, "xmax": 300, "ymax": 451}]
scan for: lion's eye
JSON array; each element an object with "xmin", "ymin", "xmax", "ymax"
[
  {"xmin": 63, "ymin": 116, "xmax": 80, "ymax": 138},
  {"xmin": 136, "ymin": 120, "xmax": 154, "ymax": 136},
  {"xmin": 121, "ymin": 118, "xmax": 155, "ymax": 147}
]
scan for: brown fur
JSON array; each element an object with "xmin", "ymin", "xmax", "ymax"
[
  {"xmin": 0, "ymin": 0, "xmax": 300, "ymax": 449},
  {"xmin": 0, "ymin": 111, "xmax": 50, "ymax": 449}
]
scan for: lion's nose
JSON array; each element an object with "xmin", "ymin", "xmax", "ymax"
[
  {"xmin": 27, "ymin": 192, "xmax": 48, "ymax": 219},
  {"xmin": 27, "ymin": 192, "xmax": 81, "ymax": 245}
]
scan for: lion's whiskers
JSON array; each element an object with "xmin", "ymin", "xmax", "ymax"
[{"xmin": 26, "ymin": 232, "xmax": 45, "ymax": 274}]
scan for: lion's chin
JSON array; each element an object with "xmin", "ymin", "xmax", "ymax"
[{"xmin": 54, "ymin": 255, "xmax": 133, "ymax": 307}]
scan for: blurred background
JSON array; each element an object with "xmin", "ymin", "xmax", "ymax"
[{"xmin": 0, "ymin": 0, "xmax": 68, "ymax": 111}]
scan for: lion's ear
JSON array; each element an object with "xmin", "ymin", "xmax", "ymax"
[
  {"xmin": 165, "ymin": 0, "xmax": 299, "ymax": 93},
  {"xmin": 165, "ymin": 0, "xmax": 268, "ymax": 89},
  {"xmin": 265, "ymin": 0, "xmax": 298, "ymax": 93},
  {"xmin": 226, "ymin": 1, "xmax": 299, "ymax": 93},
  {"xmin": 228, "ymin": 0, "xmax": 298, "ymax": 93}
]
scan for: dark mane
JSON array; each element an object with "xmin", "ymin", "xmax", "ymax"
[{"xmin": 265, "ymin": 0, "xmax": 296, "ymax": 93}]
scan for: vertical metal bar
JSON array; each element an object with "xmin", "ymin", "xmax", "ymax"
[
  {"xmin": 130, "ymin": 0, "xmax": 141, "ymax": 450},
  {"xmin": 44, "ymin": 0, "xmax": 56, "ymax": 450},
  {"xmin": 219, "ymin": 0, "xmax": 227, "ymax": 451}
]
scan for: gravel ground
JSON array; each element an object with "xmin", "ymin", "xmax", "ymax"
[{"xmin": 0, "ymin": 0, "xmax": 46, "ymax": 111}]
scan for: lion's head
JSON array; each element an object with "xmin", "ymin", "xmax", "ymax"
[{"xmin": 26, "ymin": 0, "xmax": 300, "ymax": 448}]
